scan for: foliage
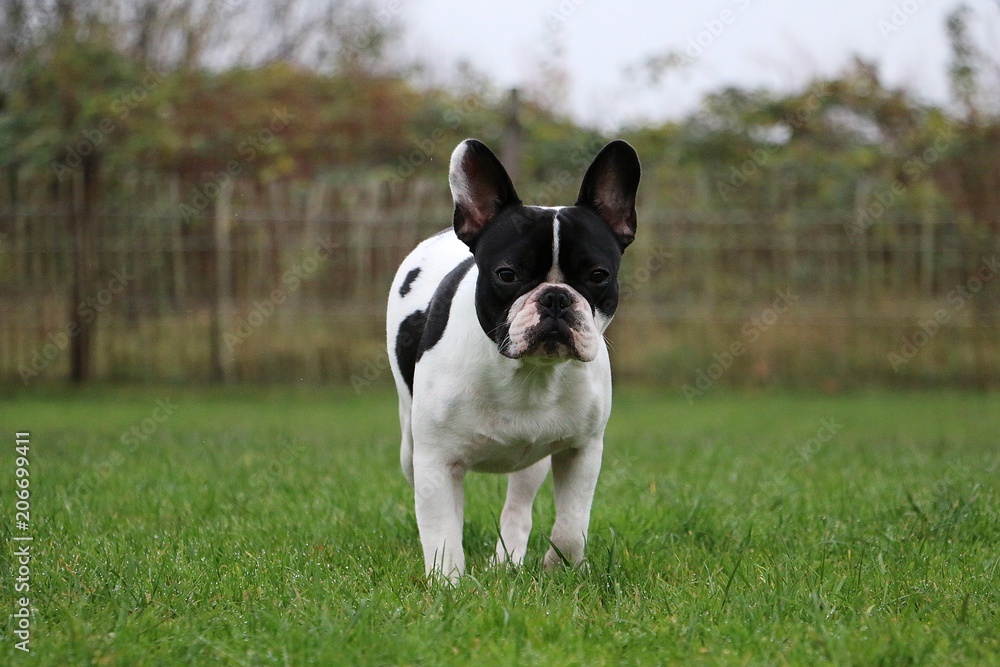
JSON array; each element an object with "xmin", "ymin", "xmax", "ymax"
[
  {"xmin": 0, "ymin": 23, "xmax": 142, "ymax": 176},
  {"xmin": 1, "ymin": 1, "xmax": 998, "ymax": 228}
]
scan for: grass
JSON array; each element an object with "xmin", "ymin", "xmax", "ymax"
[{"xmin": 1, "ymin": 386, "xmax": 998, "ymax": 665}]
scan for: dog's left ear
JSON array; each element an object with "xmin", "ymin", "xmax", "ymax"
[
  {"xmin": 576, "ymin": 140, "xmax": 641, "ymax": 250},
  {"xmin": 449, "ymin": 139, "xmax": 521, "ymax": 248}
]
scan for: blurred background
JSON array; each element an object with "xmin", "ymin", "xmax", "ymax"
[{"xmin": 1, "ymin": 0, "xmax": 998, "ymax": 392}]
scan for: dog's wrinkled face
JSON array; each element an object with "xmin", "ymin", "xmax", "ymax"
[
  {"xmin": 472, "ymin": 205, "xmax": 623, "ymax": 362},
  {"xmin": 449, "ymin": 138, "xmax": 641, "ymax": 363}
]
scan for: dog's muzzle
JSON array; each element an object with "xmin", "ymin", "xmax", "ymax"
[{"xmin": 503, "ymin": 285, "xmax": 600, "ymax": 362}]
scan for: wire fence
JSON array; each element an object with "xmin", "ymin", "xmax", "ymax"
[{"xmin": 2, "ymin": 197, "xmax": 999, "ymax": 390}]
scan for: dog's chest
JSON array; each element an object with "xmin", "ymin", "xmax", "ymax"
[{"xmin": 444, "ymin": 374, "xmax": 609, "ymax": 472}]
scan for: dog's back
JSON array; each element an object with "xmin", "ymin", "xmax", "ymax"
[{"xmin": 386, "ymin": 229, "xmax": 475, "ymax": 484}]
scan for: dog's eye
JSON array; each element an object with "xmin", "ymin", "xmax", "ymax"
[
  {"xmin": 496, "ymin": 268, "xmax": 518, "ymax": 283},
  {"xmin": 588, "ymin": 269, "xmax": 610, "ymax": 284}
]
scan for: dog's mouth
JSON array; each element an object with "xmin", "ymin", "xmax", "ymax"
[
  {"xmin": 500, "ymin": 289, "xmax": 602, "ymax": 363},
  {"xmin": 531, "ymin": 321, "xmax": 577, "ymax": 358},
  {"xmin": 502, "ymin": 320, "xmax": 586, "ymax": 362}
]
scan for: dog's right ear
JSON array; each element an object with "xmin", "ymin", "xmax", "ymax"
[
  {"xmin": 576, "ymin": 140, "xmax": 640, "ymax": 250},
  {"xmin": 449, "ymin": 139, "xmax": 521, "ymax": 247}
]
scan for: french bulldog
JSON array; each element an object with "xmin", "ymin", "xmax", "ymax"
[{"xmin": 386, "ymin": 138, "xmax": 640, "ymax": 580}]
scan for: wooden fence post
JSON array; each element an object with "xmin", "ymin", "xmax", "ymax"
[
  {"xmin": 169, "ymin": 175, "xmax": 187, "ymax": 307},
  {"xmin": 69, "ymin": 162, "xmax": 97, "ymax": 384},
  {"xmin": 209, "ymin": 179, "xmax": 235, "ymax": 382},
  {"xmin": 920, "ymin": 209, "xmax": 935, "ymax": 295},
  {"xmin": 501, "ymin": 87, "xmax": 523, "ymax": 184}
]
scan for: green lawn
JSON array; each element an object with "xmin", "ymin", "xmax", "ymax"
[{"xmin": 1, "ymin": 387, "xmax": 998, "ymax": 665}]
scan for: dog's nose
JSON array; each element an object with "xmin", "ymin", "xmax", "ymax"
[{"xmin": 539, "ymin": 288, "xmax": 572, "ymax": 317}]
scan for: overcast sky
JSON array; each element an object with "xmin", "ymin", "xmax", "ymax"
[{"xmin": 399, "ymin": 0, "xmax": 1000, "ymax": 129}]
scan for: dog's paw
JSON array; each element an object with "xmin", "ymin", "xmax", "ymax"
[
  {"xmin": 543, "ymin": 545, "xmax": 588, "ymax": 572},
  {"xmin": 425, "ymin": 568, "xmax": 462, "ymax": 586}
]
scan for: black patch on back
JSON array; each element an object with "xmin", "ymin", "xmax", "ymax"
[
  {"xmin": 395, "ymin": 310, "xmax": 426, "ymax": 394},
  {"xmin": 394, "ymin": 256, "xmax": 475, "ymax": 395},
  {"xmin": 419, "ymin": 256, "xmax": 475, "ymax": 357},
  {"xmin": 399, "ymin": 267, "xmax": 421, "ymax": 297}
]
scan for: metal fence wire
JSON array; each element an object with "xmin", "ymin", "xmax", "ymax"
[{"xmin": 2, "ymin": 199, "xmax": 998, "ymax": 389}]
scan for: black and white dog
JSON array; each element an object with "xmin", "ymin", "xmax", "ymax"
[{"xmin": 386, "ymin": 138, "xmax": 640, "ymax": 580}]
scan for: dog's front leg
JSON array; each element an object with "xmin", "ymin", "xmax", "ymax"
[
  {"xmin": 412, "ymin": 453, "xmax": 466, "ymax": 582},
  {"xmin": 544, "ymin": 439, "xmax": 604, "ymax": 570},
  {"xmin": 494, "ymin": 456, "xmax": 551, "ymax": 566}
]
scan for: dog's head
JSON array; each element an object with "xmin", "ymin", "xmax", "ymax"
[{"xmin": 449, "ymin": 138, "xmax": 640, "ymax": 362}]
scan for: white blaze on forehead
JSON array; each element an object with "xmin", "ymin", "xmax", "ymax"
[{"xmin": 547, "ymin": 208, "xmax": 564, "ymax": 283}]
